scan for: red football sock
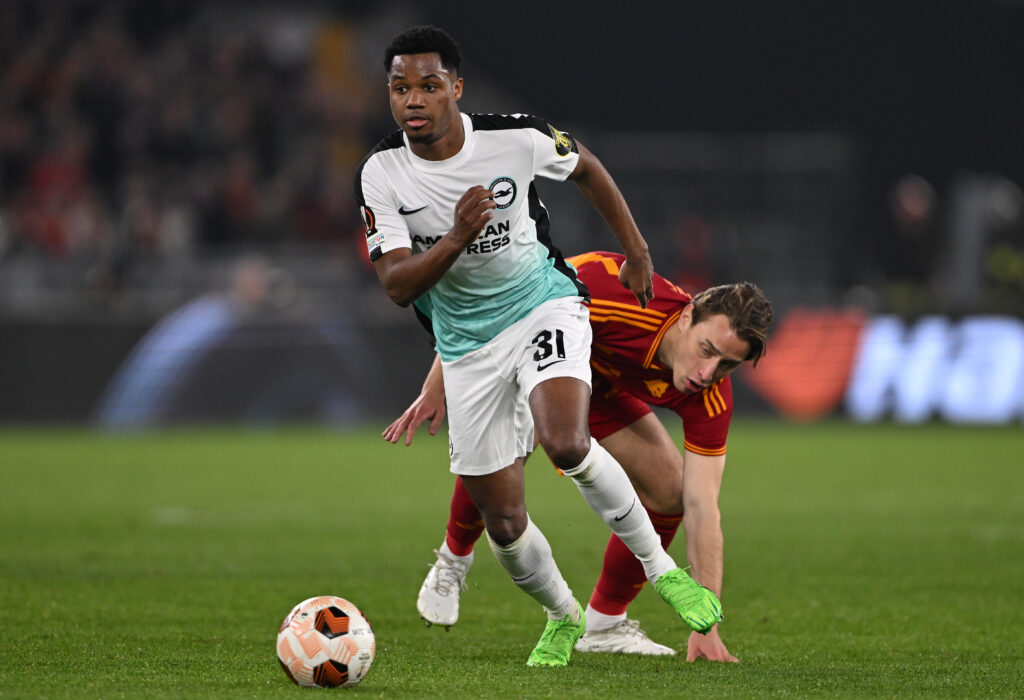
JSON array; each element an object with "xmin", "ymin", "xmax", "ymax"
[
  {"xmin": 588, "ymin": 508, "xmax": 683, "ymax": 615},
  {"xmin": 444, "ymin": 476, "xmax": 485, "ymax": 556}
]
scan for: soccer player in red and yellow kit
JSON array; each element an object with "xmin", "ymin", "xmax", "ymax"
[{"xmin": 385, "ymin": 251, "xmax": 772, "ymax": 662}]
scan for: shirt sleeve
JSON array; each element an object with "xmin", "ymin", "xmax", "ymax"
[
  {"xmin": 526, "ymin": 117, "xmax": 580, "ymax": 182},
  {"xmin": 358, "ymin": 157, "xmax": 411, "ymax": 262},
  {"xmin": 674, "ymin": 377, "xmax": 734, "ymax": 456}
]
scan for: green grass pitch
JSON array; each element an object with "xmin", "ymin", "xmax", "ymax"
[{"xmin": 1, "ymin": 420, "xmax": 1022, "ymax": 698}]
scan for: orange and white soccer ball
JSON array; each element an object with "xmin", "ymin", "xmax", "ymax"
[{"xmin": 276, "ymin": 596, "xmax": 375, "ymax": 688}]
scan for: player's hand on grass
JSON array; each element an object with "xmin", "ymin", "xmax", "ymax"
[
  {"xmin": 382, "ymin": 390, "xmax": 447, "ymax": 446},
  {"xmin": 451, "ymin": 185, "xmax": 496, "ymax": 247},
  {"xmin": 686, "ymin": 626, "xmax": 739, "ymax": 663},
  {"xmin": 618, "ymin": 248, "xmax": 655, "ymax": 309}
]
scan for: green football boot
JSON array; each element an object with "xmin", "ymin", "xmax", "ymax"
[
  {"xmin": 653, "ymin": 568, "xmax": 723, "ymax": 634},
  {"xmin": 526, "ymin": 599, "xmax": 586, "ymax": 667}
]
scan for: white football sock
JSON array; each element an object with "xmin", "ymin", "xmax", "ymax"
[
  {"xmin": 439, "ymin": 539, "xmax": 473, "ymax": 564},
  {"xmin": 584, "ymin": 605, "xmax": 627, "ymax": 633},
  {"xmin": 486, "ymin": 517, "xmax": 577, "ymax": 620},
  {"xmin": 562, "ymin": 438, "xmax": 676, "ymax": 583}
]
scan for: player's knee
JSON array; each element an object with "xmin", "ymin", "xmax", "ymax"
[
  {"xmin": 540, "ymin": 432, "xmax": 591, "ymax": 472},
  {"xmin": 639, "ymin": 451, "xmax": 685, "ymax": 513},
  {"xmin": 646, "ymin": 482, "xmax": 684, "ymax": 514},
  {"xmin": 483, "ymin": 508, "xmax": 528, "ymax": 547}
]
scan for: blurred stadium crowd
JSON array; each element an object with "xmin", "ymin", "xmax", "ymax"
[
  {"xmin": 0, "ymin": 1, "xmax": 1022, "ymax": 426},
  {"xmin": 0, "ymin": 2, "xmax": 396, "ymax": 303},
  {"xmin": 2, "ymin": 1, "xmax": 1022, "ymax": 318}
]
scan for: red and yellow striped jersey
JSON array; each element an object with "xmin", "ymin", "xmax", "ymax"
[{"xmin": 569, "ymin": 251, "xmax": 732, "ymax": 455}]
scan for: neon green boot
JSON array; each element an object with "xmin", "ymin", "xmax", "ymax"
[
  {"xmin": 526, "ymin": 599, "xmax": 586, "ymax": 667},
  {"xmin": 654, "ymin": 568, "xmax": 723, "ymax": 634}
]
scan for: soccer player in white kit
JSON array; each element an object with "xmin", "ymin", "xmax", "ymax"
[{"xmin": 356, "ymin": 25, "xmax": 721, "ymax": 667}]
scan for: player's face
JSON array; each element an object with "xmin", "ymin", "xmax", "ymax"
[
  {"xmin": 668, "ymin": 310, "xmax": 750, "ymax": 394},
  {"xmin": 387, "ymin": 53, "xmax": 463, "ymax": 148}
]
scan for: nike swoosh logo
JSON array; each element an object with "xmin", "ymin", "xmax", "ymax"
[
  {"xmin": 511, "ymin": 573, "xmax": 535, "ymax": 583},
  {"xmin": 613, "ymin": 499, "xmax": 636, "ymax": 522},
  {"xmin": 398, "ymin": 205, "xmax": 429, "ymax": 215},
  {"xmin": 536, "ymin": 359, "xmax": 566, "ymax": 371}
]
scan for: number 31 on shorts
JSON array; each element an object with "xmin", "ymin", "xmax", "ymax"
[{"xmin": 532, "ymin": 329, "xmax": 566, "ymax": 370}]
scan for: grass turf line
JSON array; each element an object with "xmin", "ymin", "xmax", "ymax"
[{"xmin": 0, "ymin": 421, "xmax": 1022, "ymax": 698}]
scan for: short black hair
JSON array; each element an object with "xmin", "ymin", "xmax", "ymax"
[{"xmin": 384, "ymin": 25, "xmax": 461, "ymax": 77}]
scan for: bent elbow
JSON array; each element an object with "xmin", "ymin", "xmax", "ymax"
[
  {"xmin": 378, "ymin": 272, "xmax": 412, "ymax": 306},
  {"xmin": 385, "ymin": 286, "xmax": 413, "ymax": 307}
]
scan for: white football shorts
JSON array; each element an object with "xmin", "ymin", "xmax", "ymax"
[{"xmin": 442, "ymin": 296, "xmax": 592, "ymax": 476}]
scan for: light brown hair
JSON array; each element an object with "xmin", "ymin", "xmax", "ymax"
[{"xmin": 689, "ymin": 282, "xmax": 773, "ymax": 367}]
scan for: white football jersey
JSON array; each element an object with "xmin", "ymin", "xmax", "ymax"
[{"xmin": 355, "ymin": 112, "xmax": 588, "ymax": 360}]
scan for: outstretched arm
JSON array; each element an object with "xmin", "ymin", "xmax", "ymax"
[
  {"xmin": 568, "ymin": 141, "xmax": 654, "ymax": 308},
  {"xmin": 383, "ymin": 354, "xmax": 446, "ymax": 446},
  {"xmin": 682, "ymin": 450, "xmax": 739, "ymax": 663}
]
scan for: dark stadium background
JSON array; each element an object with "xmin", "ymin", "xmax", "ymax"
[{"xmin": 1, "ymin": 0, "xmax": 1022, "ymax": 425}]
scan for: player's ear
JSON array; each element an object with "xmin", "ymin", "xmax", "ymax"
[
  {"xmin": 679, "ymin": 303, "xmax": 695, "ymax": 327},
  {"xmin": 453, "ymin": 77, "xmax": 463, "ymax": 101}
]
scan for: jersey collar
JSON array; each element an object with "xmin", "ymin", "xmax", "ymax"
[
  {"xmin": 643, "ymin": 308, "xmax": 683, "ymax": 369},
  {"xmin": 404, "ymin": 113, "xmax": 476, "ymax": 173}
]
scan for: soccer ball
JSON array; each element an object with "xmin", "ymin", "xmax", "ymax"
[{"xmin": 276, "ymin": 596, "xmax": 375, "ymax": 688}]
